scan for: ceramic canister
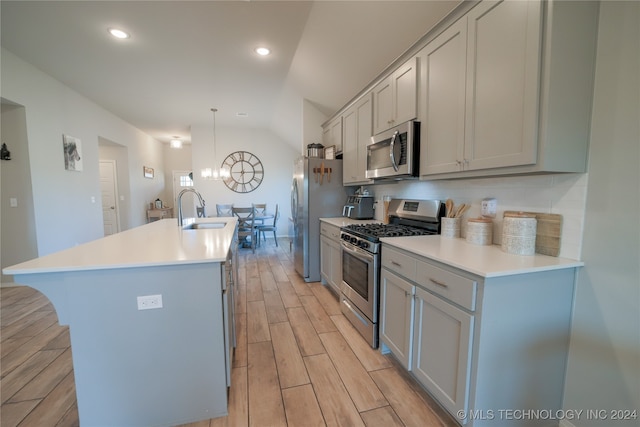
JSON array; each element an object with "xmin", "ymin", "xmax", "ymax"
[
  {"xmin": 466, "ymin": 217, "xmax": 493, "ymax": 246},
  {"xmin": 501, "ymin": 213, "xmax": 537, "ymax": 255}
]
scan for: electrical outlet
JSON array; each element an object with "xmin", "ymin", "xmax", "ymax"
[
  {"xmin": 137, "ymin": 294, "xmax": 163, "ymax": 310},
  {"xmin": 481, "ymin": 198, "xmax": 497, "ymax": 218}
]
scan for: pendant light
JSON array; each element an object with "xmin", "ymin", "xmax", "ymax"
[{"xmin": 201, "ymin": 108, "xmax": 230, "ymax": 180}]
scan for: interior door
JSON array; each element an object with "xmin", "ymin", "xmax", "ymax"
[{"xmin": 99, "ymin": 160, "xmax": 120, "ymax": 235}]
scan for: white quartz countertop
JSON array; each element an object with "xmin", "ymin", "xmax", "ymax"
[
  {"xmin": 319, "ymin": 217, "xmax": 382, "ymax": 227},
  {"xmin": 3, "ymin": 217, "xmax": 238, "ymax": 275},
  {"xmin": 381, "ymin": 235, "xmax": 583, "ymax": 278}
]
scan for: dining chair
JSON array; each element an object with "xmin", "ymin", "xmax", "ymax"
[
  {"xmin": 257, "ymin": 204, "xmax": 280, "ymax": 246},
  {"xmin": 216, "ymin": 203, "xmax": 234, "ymax": 217},
  {"xmin": 252, "ymin": 203, "xmax": 268, "ymax": 225},
  {"xmin": 232, "ymin": 207, "xmax": 257, "ymax": 253}
]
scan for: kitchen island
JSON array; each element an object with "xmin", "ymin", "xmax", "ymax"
[{"xmin": 3, "ymin": 217, "xmax": 237, "ymax": 427}]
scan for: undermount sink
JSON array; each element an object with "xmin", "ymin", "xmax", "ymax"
[{"xmin": 182, "ymin": 222, "xmax": 226, "ymax": 230}]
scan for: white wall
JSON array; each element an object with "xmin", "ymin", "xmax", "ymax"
[
  {"xmin": 560, "ymin": 2, "xmax": 640, "ymax": 426},
  {"xmin": 1, "ymin": 48, "xmax": 166, "ymax": 256},
  {"xmin": 191, "ymin": 124, "xmax": 298, "ymax": 235},
  {"xmin": 303, "ymin": 99, "xmax": 328, "ymax": 155},
  {"xmin": 1, "ymin": 103, "xmax": 38, "ymax": 281}
]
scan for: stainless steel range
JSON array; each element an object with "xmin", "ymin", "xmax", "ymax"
[{"xmin": 339, "ymin": 199, "xmax": 444, "ymax": 348}]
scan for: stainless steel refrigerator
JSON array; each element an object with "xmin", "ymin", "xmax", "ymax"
[{"xmin": 291, "ymin": 157, "xmax": 349, "ymax": 282}]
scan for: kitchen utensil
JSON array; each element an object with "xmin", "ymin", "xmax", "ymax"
[
  {"xmin": 454, "ymin": 203, "xmax": 469, "ymax": 218},
  {"xmin": 320, "ymin": 161, "xmax": 325, "ymax": 184},
  {"xmin": 445, "ymin": 199, "xmax": 454, "ymax": 218}
]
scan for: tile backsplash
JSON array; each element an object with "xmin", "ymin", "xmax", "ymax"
[{"xmin": 367, "ymin": 173, "xmax": 588, "ymax": 260}]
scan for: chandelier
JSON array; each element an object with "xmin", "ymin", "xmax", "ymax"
[{"xmin": 201, "ymin": 108, "xmax": 230, "ymax": 180}]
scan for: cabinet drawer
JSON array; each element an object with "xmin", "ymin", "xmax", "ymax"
[
  {"xmin": 320, "ymin": 223, "xmax": 341, "ymax": 240},
  {"xmin": 382, "ymin": 246, "xmax": 417, "ymax": 282},
  {"xmin": 416, "ymin": 261, "xmax": 477, "ymax": 311}
]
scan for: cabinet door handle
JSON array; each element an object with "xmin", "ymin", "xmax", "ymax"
[
  {"xmin": 405, "ymin": 291, "xmax": 411, "ymax": 297},
  {"xmin": 429, "ymin": 278, "xmax": 448, "ymax": 288},
  {"xmin": 391, "ymin": 261, "xmax": 402, "ymax": 267}
]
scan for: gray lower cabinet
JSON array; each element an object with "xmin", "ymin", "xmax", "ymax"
[
  {"xmin": 320, "ymin": 221, "xmax": 342, "ymax": 295},
  {"xmin": 222, "ymin": 249, "xmax": 236, "ymax": 387},
  {"xmin": 380, "ymin": 269, "xmax": 414, "ymax": 369},
  {"xmin": 412, "ymin": 286, "xmax": 474, "ymax": 418},
  {"xmin": 381, "ymin": 244, "xmax": 576, "ymax": 426}
]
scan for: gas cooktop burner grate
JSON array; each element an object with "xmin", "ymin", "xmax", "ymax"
[{"xmin": 342, "ymin": 223, "xmax": 437, "ymax": 241}]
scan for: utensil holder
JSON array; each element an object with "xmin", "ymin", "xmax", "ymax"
[{"xmin": 441, "ymin": 217, "xmax": 461, "ymax": 239}]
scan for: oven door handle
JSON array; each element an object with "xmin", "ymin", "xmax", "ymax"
[{"xmin": 341, "ymin": 241, "xmax": 374, "ymax": 262}]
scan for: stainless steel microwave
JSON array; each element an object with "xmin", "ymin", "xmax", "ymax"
[{"xmin": 366, "ymin": 121, "xmax": 420, "ymax": 179}]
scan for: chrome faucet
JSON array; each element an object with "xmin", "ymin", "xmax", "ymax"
[{"xmin": 177, "ymin": 188, "xmax": 206, "ymax": 226}]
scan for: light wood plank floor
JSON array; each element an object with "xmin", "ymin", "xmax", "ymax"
[{"xmin": 1, "ymin": 241, "xmax": 458, "ymax": 427}]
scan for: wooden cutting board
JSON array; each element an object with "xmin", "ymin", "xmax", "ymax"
[{"xmin": 503, "ymin": 211, "xmax": 563, "ymax": 257}]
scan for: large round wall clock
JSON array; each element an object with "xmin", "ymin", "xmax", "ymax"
[{"xmin": 222, "ymin": 151, "xmax": 264, "ymax": 193}]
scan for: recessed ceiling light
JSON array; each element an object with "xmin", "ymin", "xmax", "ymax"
[
  {"xmin": 108, "ymin": 28, "xmax": 130, "ymax": 39},
  {"xmin": 255, "ymin": 47, "xmax": 271, "ymax": 56},
  {"xmin": 236, "ymin": 112, "xmax": 249, "ymax": 118},
  {"xmin": 170, "ymin": 137, "xmax": 183, "ymax": 149}
]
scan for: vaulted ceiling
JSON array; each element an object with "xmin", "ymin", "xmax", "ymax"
[{"xmin": 1, "ymin": 1, "xmax": 461, "ymax": 149}]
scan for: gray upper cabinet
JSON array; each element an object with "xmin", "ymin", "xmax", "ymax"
[
  {"xmin": 420, "ymin": 0, "xmax": 541, "ymax": 176},
  {"xmin": 419, "ymin": 18, "xmax": 468, "ymax": 175},
  {"xmin": 342, "ymin": 93, "xmax": 374, "ymax": 185},
  {"xmin": 419, "ymin": 0, "xmax": 598, "ymax": 179},
  {"xmin": 463, "ymin": 0, "xmax": 541, "ymax": 171},
  {"xmin": 323, "ymin": 116, "xmax": 343, "ymax": 154},
  {"xmin": 327, "ymin": 0, "xmax": 598, "ymax": 181},
  {"xmin": 373, "ymin": 56, "xmax": 419, "ymax": 135}
]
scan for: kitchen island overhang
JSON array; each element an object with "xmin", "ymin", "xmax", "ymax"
[{"xmin": 3, "ymin": 218, "xmax": 238, "ymax": 427}]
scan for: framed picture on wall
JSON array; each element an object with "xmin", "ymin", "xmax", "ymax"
[
  {"xmin": 62, "ymin": 134, "xmax": 83, "ymax": 171},
  {"xmin": 143, "ymin": 166, "xmax": 154, "ymax": 179}
]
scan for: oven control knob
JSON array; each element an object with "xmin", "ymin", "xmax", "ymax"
[
  {"xmin": 350, "ymin": 237, "xmax": 358, "ymax": 245},
  {"xmin": 359, "ymin": 241, "xmax": 369, "ymax": 250}
]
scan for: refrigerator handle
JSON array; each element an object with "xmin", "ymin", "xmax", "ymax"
[{"xmin": 291, "ymin": 178, "xmax": 298, "ymax": 223}]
